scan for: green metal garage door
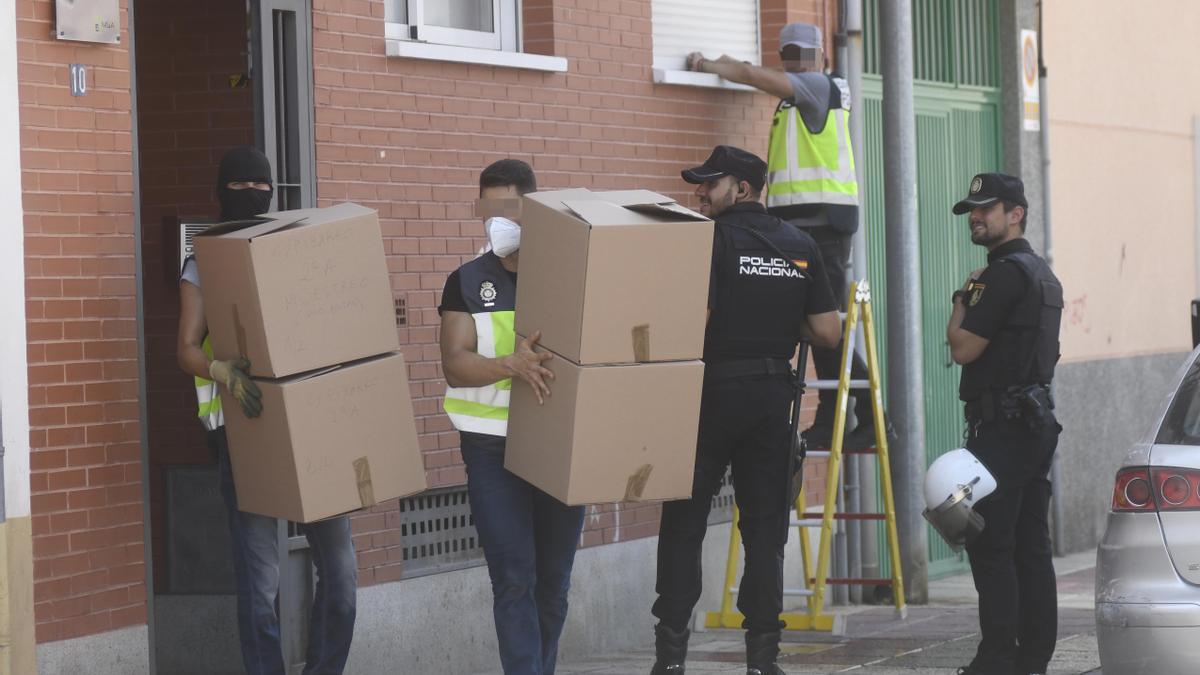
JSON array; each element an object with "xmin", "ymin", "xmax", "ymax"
[{"xmin": 860, "ymin": 0, "xmax": 1002, "ymax": 579}]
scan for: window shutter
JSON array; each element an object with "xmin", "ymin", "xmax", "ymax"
[{"xmin": 652, "ymin": 0, "xmax": 761, "ymax": 71}]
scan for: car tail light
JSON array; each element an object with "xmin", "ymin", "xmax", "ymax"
[
  {"xmin": 1113, "ymin": 467, "xmax": 1154, "ymax": 511},
  {"xmin": 1151, "ymin": 468, "xmax": 1200, "ymax": 510},
  {"xmin": 1111, "ymin": 466, "xmax": 1200, "ymax": 512}
]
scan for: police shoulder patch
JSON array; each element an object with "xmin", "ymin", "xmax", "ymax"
[{"xmin": 968, "ymin": 283, "xmax": 985, "ymax": 307}]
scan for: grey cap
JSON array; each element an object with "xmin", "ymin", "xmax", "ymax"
[{"xmin": 780, "ymin": 22, "xmax": 822, "ymax": 50}]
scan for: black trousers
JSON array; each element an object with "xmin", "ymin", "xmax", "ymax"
[
  {"xmin": 652, "ymin": 373, "xmax": 794, "ymax": 635},
  {"xmin": 806, "ymin": 225, "xmax": 871, "ymax": 426},
  {"xmin": 964, "ymin": 416, "xmax": 1061, "ymax": 675}
]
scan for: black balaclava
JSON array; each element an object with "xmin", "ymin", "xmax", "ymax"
[{"xmin": 217, "ymin": 145, "xmax": 274, "ymax": 221}]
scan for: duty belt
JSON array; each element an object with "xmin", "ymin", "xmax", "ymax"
[
  {"xmin": 704, "ymin": 357, "xmax": 794, "ymax": 383},
  {"xmin": 963, "ymin": 384, "xmax": 1054, "ymax": 424}
]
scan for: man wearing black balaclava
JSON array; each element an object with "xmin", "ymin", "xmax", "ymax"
[
  {"xmin": 177, "ymin": 145, "xmax": 358, "ymax": 675},
  {"xmin": 217, "ymin": 144, "xmax": 276, "ymax": 221}
]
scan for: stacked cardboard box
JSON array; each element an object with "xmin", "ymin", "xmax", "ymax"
[
  {"xmin": 194, "ymin": 203, "xmax": 426, "ymax": 522},
  {"xmin": 503, "ymin": 189, "xmax": 714, "ymax": 505}
]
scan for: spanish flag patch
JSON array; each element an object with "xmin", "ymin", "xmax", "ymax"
[{"xmin": 968, "ymin": 283, "xmax": 985, "ymax": 307}]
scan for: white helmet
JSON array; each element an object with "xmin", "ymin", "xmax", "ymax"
[{"xmin": 922, "ymin": 448, "xmax": 997, "ymax": 551}]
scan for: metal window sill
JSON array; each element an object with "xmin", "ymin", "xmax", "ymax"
[
  {"xmin": 386, "ymin": 40, "xmax": 568, "ymax": 73},
  {"xmin": 652, "ymin": 68, "xmax": 756, "ymax": 92}
]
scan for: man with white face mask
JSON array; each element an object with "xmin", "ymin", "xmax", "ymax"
[
  {"xmin": 484, "ymin": 215, "xmax": 522, "ymax": 257},
  {"xmin": 438, "ymin": 159, "xmax": 586, "ymax": 675}
]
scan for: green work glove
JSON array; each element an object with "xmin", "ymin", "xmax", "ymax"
[{"xmin": 209, "ymin": 357, "xmax": 263, "ymax": 418}]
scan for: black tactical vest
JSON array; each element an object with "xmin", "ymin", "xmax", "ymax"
[
  {"xmin": 704, "ymin": 205, "xmax": 818, "ymax": 362},
  {"xmin": 959, "ymin": 250, "xmax": 1064, "ymax": 401},
  {"xmin": 456, "ymin": 252, "xmax": 517, "ymax": 315}
]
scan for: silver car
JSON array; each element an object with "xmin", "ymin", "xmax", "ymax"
[{"xmin": 1096, "ymin": 347, "xmax": 1200, "ymax": 673}]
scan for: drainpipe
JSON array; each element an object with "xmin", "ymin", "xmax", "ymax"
[
  {"xmin": 844, "ymin": 0, "xmax": 881, "ymax": 603},
  {"xmin": 835, "ymin": 0, "xmax": 866, "ymax": 606},
  {"xmin": 1035, "ymin": 1, "xmax": 1066, "ymax": 557},
  {"xmin": 879, "ymin": 0, "xmax": 928, "ymax": 603}
]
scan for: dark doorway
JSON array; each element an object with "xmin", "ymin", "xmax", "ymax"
[{"xmin": 133, "ymin": 0, "xmax": 317, "ymax": 672}]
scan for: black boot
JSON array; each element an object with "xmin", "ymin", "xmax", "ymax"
[
  {"xmin": 649, "ymin": 624, "xmax": 689, "ymax": 674},
  {"xmin": 745, "ymin": 631, "xmax": 784, "ymax": 675}
]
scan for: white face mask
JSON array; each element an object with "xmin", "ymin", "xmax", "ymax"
[{"xmin": 485, "ymin": 217, "xmax": 521, "ymax": 258}]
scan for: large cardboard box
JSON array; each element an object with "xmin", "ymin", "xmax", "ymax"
[
  {"xmin": 194, "ymin": 202, "xmax": 399, "ymax": 378},
  {"xmin": 504, "ymin": 343, "xmax": 704, "ymax": 505},
  {"xmin": 223, "ymin": 352, "xmax": 426, "ymax": 522},
  {"xmin": 515, "ymin": 189, "xmax": 713, "ymax": 365}
]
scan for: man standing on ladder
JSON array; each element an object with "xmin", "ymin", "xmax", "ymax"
[
  {"xmin": 946, "ymin": 173, "xmax": 1063, "ymax": 675},
  {"xmin": 685, "ymin": 22, "xmax": 878, "ymax": 449},
  {"xmin": 649, "ymin": 145, "xmax": 841, "ymax": 675}
]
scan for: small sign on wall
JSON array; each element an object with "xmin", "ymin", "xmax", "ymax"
[
  {"xmin": 69, "ymin": 64, "xmax": 87, "ymax": 97},
  {"xmin": 56, "ymin": 0, "xmax": 120, "ymax": 44},
  {"xmin": 1020, "ymin": 29, "xmax": 1040, "ymax": 132}
]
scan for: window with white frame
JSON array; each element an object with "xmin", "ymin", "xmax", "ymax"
[
  {"xmin": 386, "ymin": 0, "xmax": 519, "ymax": 52},
  {"xmin": 651, "ymin": 0, "xmax": 761, "ymax": 73}
]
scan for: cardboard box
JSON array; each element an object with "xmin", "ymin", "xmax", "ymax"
[
  {"xmin": 504, "ymin": 344, "xmax": 704, "ymax": 505},
  {"xmin": 194, "ymin": 202, "xmax": 399, "ymax": 378},
  {"xmin": 222, "ymin": 352, "xmax": 426, "ymax": 523},
  {"xmin": 515, "ymin": 189, "xmax": 713, "ymax": 365}
]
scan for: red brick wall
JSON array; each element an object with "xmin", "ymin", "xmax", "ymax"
[
  {"xmin": 314, "ymin": 0, "xmax": 842, "ymax": 585},
  {"xmin": 762, "ymin": 0, "xmax": 837, "ymax": 65},
  {"xmin": 133, "ymin": 0, "xmax": 255, "ymax": 594},
  {"xmin": 18, "ymin": 0, "xmax": 147, "ymax": 643},
  {"xmin": 18, "ymin": 0, "xmax": 845, "ymax": 643}
]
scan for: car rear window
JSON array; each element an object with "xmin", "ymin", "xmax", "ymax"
[{"xmin": 1157, "ymin": 356, "xmax": 1200, "ymax": 445}]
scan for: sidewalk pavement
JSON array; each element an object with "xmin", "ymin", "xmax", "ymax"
[{"xmin": 556, "ymin": 548, "xmax": 1100, "ymax": 675}]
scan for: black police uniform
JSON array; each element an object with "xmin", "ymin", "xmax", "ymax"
[
  {"xmin": 652, "ymin": 201, "xmax": 836, "ymax": 660},
  {"xmin": 958, "ymin": 237, "xmax": 1064, "ymax": 675}
]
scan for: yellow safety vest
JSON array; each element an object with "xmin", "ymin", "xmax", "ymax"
[
  {"xmin": 194, "ymin": 336, "xmax": 224, "ymax": 431},
  {"xmin": 766, "ymin": 78, "xmax": 859, "ymax": 210},
  {"xmin": 442, "ymin": 253, "xmax": 517, "ymax": 437}
]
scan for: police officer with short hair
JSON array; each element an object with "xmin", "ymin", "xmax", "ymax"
[
  {"xmin": 649, "ymin": 145, "xmax": 842, "ymax": 675},
  {"xmin": 946, "ymin": 173, "xmax": 1064, "ymax": 675},
  {"xmin": 439, "ymin": 159, "xmax": 587, "ymax": 675}
]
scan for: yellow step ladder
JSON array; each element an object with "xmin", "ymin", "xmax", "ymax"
[{"xmin": 703, "ymin": 280, "xmax": 907, "ymax": 633}]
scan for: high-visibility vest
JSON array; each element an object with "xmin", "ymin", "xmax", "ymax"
[
  {"xmin": 766, "ymin": 75, "xmax": 859, "ymax": 210},
  {"xmin": 443, "ymin": 253, "xmax": 517, "ymax": 437},
  {"xmin": 195, "ymin": 335, "xmax": 224, "ymax": 431}
]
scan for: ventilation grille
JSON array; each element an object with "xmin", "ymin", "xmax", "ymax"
[
  {"xmin": 387, "ymin": 473, "xmax": 735, "ymax": 579},
  {"xmin": 394, "ymin": 296, "xmax": 407, "ymax": 326},
  {"xmin": 178, "ymin": 219, "xmax": 217, "ymax": 273},
  {"xmin": 399, "ymin": 487, "xmax": 484, "ymax": 578}
]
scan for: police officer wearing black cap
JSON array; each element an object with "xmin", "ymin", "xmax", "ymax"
[
  {"xmin": 649, "ymin": 145, "xmax": 841, "ymax": 675},
  {"xmin": 946, "ymin": 173, "xmax": 1063, "ymax": 675}
]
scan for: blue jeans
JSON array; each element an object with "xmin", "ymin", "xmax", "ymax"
[
  {"xmin": 214, "ymin": 429, "xmax": 358, "ymax": 675},
  {"xmin": 461, "ymin": 431, "xmax": 586, "ymax": 675}
]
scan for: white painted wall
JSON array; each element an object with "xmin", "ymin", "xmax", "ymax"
[
  {"xmin": 1045, "ymin": 1, "xmax": 1200, "ymax": 362},
  {"xmin": 0, "ymin": 0, "xmax": 31, "ymax": 521}
]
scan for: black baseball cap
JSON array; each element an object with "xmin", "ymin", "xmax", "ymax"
[
  {"xmin": 681, "ymin": 145, "xmax": 767, "ymax": 192},
  {"xmin": 952, "ymin": 172, "xmax": 1027, "ymax": 215}
]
